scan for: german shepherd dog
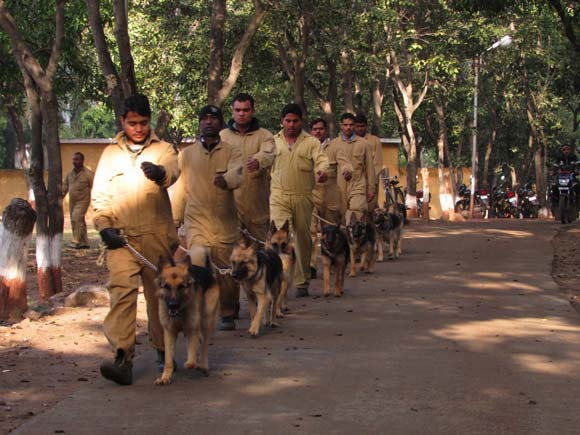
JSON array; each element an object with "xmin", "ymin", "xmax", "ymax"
[
  {"xmin": 373, "ymin": 207, "xmax": 404, "ymax": 261},
  {"xmin": 320, "ymin": 221, "xmax": 350, "ymax": 297},
  {"xmin": 230, "ymin": 231, "xmax": 283, "ymax": 337},
  {"xmin": 265, "ymin": 220, "xmax": 296, "ymax": 317},
  {"xmin": 346, "ymin": 213, "xmax": 376, "ymax": 277},
  {"xmin": 155, "ymin": 256, "xmax": 218, "ymax": 386}
]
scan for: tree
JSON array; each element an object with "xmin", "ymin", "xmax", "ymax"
[{"xmin": 0, "ymin": 0, "xmax": 65, "ymax": 299}]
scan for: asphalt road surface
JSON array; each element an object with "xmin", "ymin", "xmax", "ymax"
[{"xmin": 14, "ymin": 220, "xmax": 580, "ymax": 435}]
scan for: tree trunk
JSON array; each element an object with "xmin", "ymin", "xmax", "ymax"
[
  {"xmin": 307, "ymin": 58, "xmax": 337, "ymax": 137},
  {"xmin": 370, "ymin": 72, "xmax": 384, "ymax": 136},
  {"xmin": 85, "ymin": 0, "xmax": 126, "ymax": 130},
  {"xmin": 482, "ymin": 107, "xmax": 497, "ymax": 189},
  {"xmin": 207, "ymin": 0, "xmax": 226, "ymax": 105},
  {"xmin": 434, "ymin": 102, "xmax": 455, "ymax": 220},
  {"xmin": 341, "ymin": 49, "xmax": 354, "ymax": 113},
  {"xmin": 420, "ymin": 167, "xmax": 430, "ymax": 220},
  {"xmin": 1, "ymin": 0, "xmax": 65, "ymax": 299},
  {"xmin": 0, "ymin": 198, "xmax": 36, "ymax": 320},
  {"xmin": 113, "ymin": 0, "xmax": 137, "ymax": 97}
]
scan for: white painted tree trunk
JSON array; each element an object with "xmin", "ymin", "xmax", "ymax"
[
  {"xmin": 0, "ymin": 198, "xmax": 36, "ymax": 319},
  {"xmin": 36, "ymin": 233, "xmax": 63, "ymax": 300}
]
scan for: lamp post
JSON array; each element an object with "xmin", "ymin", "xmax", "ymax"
[{"xmin": 469, "ymin": 35, "xmax": 513, "ymax": 218}]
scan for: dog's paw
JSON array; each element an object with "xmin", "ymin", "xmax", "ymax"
[
  {"xmin": 275, "ymin": 309, "xmax": 286, "ymax": 318},
  {"xmin": 154, "ymin": 376, "xmax": 172, "ymax": 386},
  {"xmin": 269, "ymin": 321, "xmax": 279, "ymax": 328},
  {"xmin": 184, "ymin": 360, "xmax": 196, "ymax": 370},
  {"xmin": 196, "ymin": 367, "xmax": 209, "ymax": 377},
  {"xmin": 334, "ymin": 291, "xmax": 343, "ymax": 298},
  {"xmin": 247, "ymin": 327, "xmax": 260, "ymax": 338},
  {"xmin": 323, "ymin": 291, "xmax": 330, "ymax": 297}
]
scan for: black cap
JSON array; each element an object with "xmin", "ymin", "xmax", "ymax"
[{"xmin": 199, "ymin": 105, "xmax": 224, "ymax": 123}]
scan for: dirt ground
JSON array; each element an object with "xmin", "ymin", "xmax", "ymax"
[{"xmin": 0, "ymin": 220, "xmax": 579, "ymax": 434}]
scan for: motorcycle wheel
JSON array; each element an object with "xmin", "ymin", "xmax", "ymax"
[{"xmin": 559, "ymin": 195, "xmax": 569, "ymax": 224}]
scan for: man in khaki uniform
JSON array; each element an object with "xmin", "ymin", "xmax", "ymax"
[
  {"xmin": 172, "ymin": 105, "xmax": 243, "ymax": 331},
  {"xmin": 270, "ymin": 104, "xmax": 329, "ymax": 297},
  {"xmin": 354, "ymin": 114, "xmax": 383, "ymax": 211},
  {"xmin": 92, "ymin": 94, "xmax": 180, "ymax": 385},
  {"xmin": 63, "ymin": 152, "xmax": 94, "ymax": 249},
  {"xmin": 309, "ymin": 118, "xmax": 342, "ymax": 279},
  {"xmin": 220, "ymin": 93, "xmax": 275, "ymax": 241},
  {"xmin": 334, "ymin": 113, "xmax": 376, "ymax": 222}
]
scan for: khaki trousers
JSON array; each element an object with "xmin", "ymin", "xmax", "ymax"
[
  {"xmin": 189, "ymin": 245, "xmax": 238, "ymax": 318},
  {"xmin": 271, "ymin": 193, "xmax": 313, "ymax": 288},
  {"xmin": 70, "ymin": 199, "xmax": 89, "ymax": 246},
  {"xmin": 103, "ymin": 233, "xmax": 175, "ymax": 359}
]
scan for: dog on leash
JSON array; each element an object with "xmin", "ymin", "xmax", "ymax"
[
  {"xmin": 320, "ymin": 221, "xmax": 350, "ymax": 297},
  {"xmin": 230, "ymin": 231, "xmax": 283, "ymax": 337},
  {"xmin": 155, "ymin": 255, "xmax": 218, "ymax": 385},
  {"xmin": 346, "ymin": 213, "xmax": 376, "ymax": 277},
  {"xmin": 373, "ymin": 207, "xmax": 404, "ymax": 261},
  {"xmin": 265, "ymin": 220, "xmax": 296, "ymax": 317}
]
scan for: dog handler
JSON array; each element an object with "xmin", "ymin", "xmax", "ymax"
[
  {"xmin": 334, "ymin": 113, "xmax": 376, "ymax": 223},
  {"xmin": 220, "ymin": 93, "xmax": 275, "ymax": 241},
  {"xmin": 270, "ymin": 104, "xmax": 328, "ymax": 298},
  {"xmin": 171, "ymin": 105, "xmax": 243, "ymax": 331},
  {"xmin": 309, "ymin": 118, "xmax": 342, "ymax": 279},
  {"xmin": 92, "ymin": 94, "xmax": 180, "ymax": 385}
]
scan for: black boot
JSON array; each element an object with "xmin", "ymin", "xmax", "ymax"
[
  {"xmin": 310, "ymin": 267, "xmax": 317, "ymax": 280},
  {"xmin": 100, "ymin": 349, "xmax": 133, "ymax": 385},
  {"xmin": 295, "ymin": 287, "xmax": 309, "ymax": 298}
]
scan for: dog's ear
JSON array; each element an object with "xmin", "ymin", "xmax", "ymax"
[
  {"xmin": 281, "ymin": 219, "xmax": 290, "ymax": 232},
  {"xmin": 238, "ymin": 229, "xmax": 253, "ymax": 248},
  {"xmin": 269, "ymin": 220, "xmax": 278, "ymax": 234},
  {"xmin": 158, "ymin": 255, "xmax": 175, "ymax": 270}
]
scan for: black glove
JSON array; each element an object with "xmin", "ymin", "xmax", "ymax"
[
  {"xmin": 141, "ymin": 162, "xmax": 166, "ymax": 184},
  {"xmin": 99, "ymin": 228, "xmax": 126, "ymax": 250}
]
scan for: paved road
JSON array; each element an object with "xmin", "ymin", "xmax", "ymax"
[{"xmin": 15, "ymin": 220, "xmax": 580, "ymax": 435}]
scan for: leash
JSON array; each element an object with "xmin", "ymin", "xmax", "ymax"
[
  {"xmin": 96, "ymin": 239, "xmax": 159, "ymax": 273},
  {"xmin": 239, "ymin": 227, "xmax": 265, "ymax": 245},
  {"xmin": 178, "ymin": 245, "xmax": 232, "ymax": 276},
  {"xmin": 124, "ymin": 239, "xmax": 159, "ymax": 272},
  {"xmin": 313, "ymin": 213, "xmax": 338, "ymax": 227}
]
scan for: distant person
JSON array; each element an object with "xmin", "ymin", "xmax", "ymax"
[
  {"xmin": 63, "ymin": 152, "xmax": 94, "ymax": 249},
  {"xmin": 270, "ymin": 104, "xmax": 328, "ymax": 297},
  {"xmin": 92, "ymin": 94, "xmax": 180, "ymax": 385}
]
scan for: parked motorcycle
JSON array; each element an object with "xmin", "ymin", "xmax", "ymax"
[
  {"xmin": 492, "ymin": 182, "xmax": 518, "ymax": 218},
  {"xmin": 455, "ymin": 184, "xmax": 487, "ymax": 217},
  {"xmin": 416, "ymin": 190, "xmax": 431, "ymax": 218},
  {"xmin": 516, "ymin": 182, "xmax": 539, "ymax": 219},
  {"xmin": 553, "ymin": 163, "xmax": 579, "ymax": 224}
]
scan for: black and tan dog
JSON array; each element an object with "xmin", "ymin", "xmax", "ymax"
[
  {"xmin": 373, "ymin": 206, "xmax": 404, "ymax": 261},
  {"xmin": 155, "ymin": 255, "xmax": 218, "ymax": 386},
  {"xmin": 320, "ymin": 221, "xmax": 350, "ymax": 297},
  {"xmin": 265, "ymin": 220, "xmax": 296, "ymax": 317},
  {"xmin": 230, "ymin": 231, "xmax": 283, "ymax": 337},
  {"xmin": 346, "ymin": 213, "xmax": 376, "ymax": 277}
]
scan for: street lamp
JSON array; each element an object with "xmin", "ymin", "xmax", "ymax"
[{"xmin": 469, "ymin": 35, "xmax": 513, "ymax": 218}]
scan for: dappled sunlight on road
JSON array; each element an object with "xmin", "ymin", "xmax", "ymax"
[
  {"xmin": 240, "ymin": 376, "xmax": 308, "ymax": 396},
  {"xmin": 431, "ymin": 316, "xmax": 580, "ymax": 376}
]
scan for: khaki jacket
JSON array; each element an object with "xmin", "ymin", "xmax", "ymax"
[
  {"xmin": 64, "ymin": 167, "xmax": 94, "ymax": 205},
  {"xmin": 220, "ymin": 121, "xmax": 275, "ymax": 225},
  {"xmin": 335, "ymin": 135, "xmax": 376, "ymax": 198},
  {"xmin": 271, "ymin": 130, "xmax": 329, "ymax": 196},
  {"xmin": 364, "ymin": 133, "xmax": 383, "ymax": 180},
  {"xmin": 92, "ymin": 132, "xmax": 179, "ymax": 237},
  {"xmin": 312, "ymin": 138, "xmax": 341, "ymax": 213},
  {"xmin": 171, "ymin": 139, "xmax": 243, "ymax": 248}
]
